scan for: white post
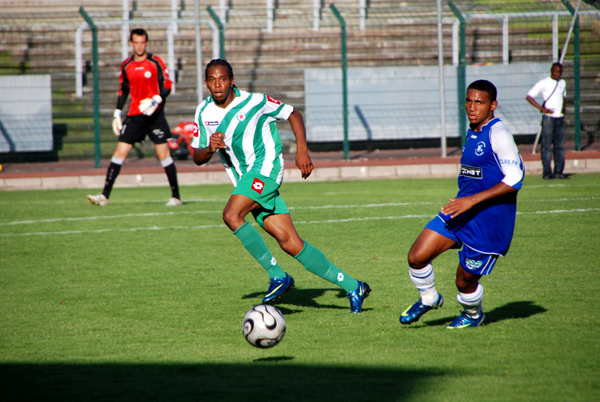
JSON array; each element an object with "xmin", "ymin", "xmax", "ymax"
[
  {"xmin": 359, "ymin": 0, "xmax": 366, "ymax": 30},
  {"xmin": 553, "ymin": 13, "xmax": 559, "ymax": 61},
  {"xmin": 122, "ymin": 0, "xmax": 129, "ymax": 60},
  {"xmin": 452, "ymin": 20, "xmax": 459, "ymax": 66},
  {"xmin": 266, "ymin": 0, "xmax": 274, "ymax": 33},
  {"xmin": 75, "ymin": 22, "xmax": 86, "ymax": 98},
  {"xmin": 502, "ymin": 15, "xmax": 509, "ymax": 65},
  {"xmin": 172, "ymin": 0, "xmax": 179, "ymax": 34},
  {"xmin": 167, "ymin": 23, "xmax": 176, "ymax": 94},
  {"xmin": 437, "ymin": 0, "xmax": 447, "ymax": 158},
  {"xmin": 560, "ymin": 0, "xmax": 583, "ymax": 64},
  {"xmin": 208, "ymin": 20, "xmax": 220, "ymax": 60},
  {"xmin": 170, "ymin": 0, "xmax": 178, "ymax": 93},
  {"xmin": 313, "ymin": 0, "xmax": 320, "ymax": 31},
  {"xmin": 220, "ymin": 0, "xmax": 227, "ymax": 27},
  {"xmin": 195, "ymin": 0, "xmax": 203, "ymax": 103}
]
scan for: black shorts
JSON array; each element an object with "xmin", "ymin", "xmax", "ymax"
[{"xmin": 119, "ymin": 112, "xmax": 172, "ymax": 145}]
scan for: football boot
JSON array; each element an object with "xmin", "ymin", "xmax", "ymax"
[
  {"xmin": 262, "ymin": 274, "xmax": 295, "ymax": 303},
  {"xmin": 347, "ymin": 281, "xmax": 371, "ymax": 313},
  {"xmin": 87, "ymin": 194, "xmax": 109, "ymax": 206},
  {"xmin": 399, "ymin": 293, "xmax": 444, "ymax": 324},
  {"xmin": 447, "ymin": 311, "xmax": 485, "ymax": 329}
]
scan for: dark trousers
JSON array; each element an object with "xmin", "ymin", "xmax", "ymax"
[{"xmin": 541, "ymin": 115, "xmax": 565, "ymax": 177}]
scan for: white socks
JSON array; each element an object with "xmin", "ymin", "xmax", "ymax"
[
  {"xmin": 160, "ymin": 156, "xmax": 174, "ymax": 167},
  {"xmin": 409, "ymin": 263, "xmax": 439, "ymax": 306},
  {"xmin": 457, "ymin": 283, "xmax": 484, "ymax": 318},
  {"xmin": 111, "ymin": 156, "xmax": 125, "ymax": 165},
  {"xmin": 409, "ymin": 264, "xmax": 484, "ymax": 315}
]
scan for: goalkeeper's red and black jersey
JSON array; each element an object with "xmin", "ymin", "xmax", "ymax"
[{"xmin": 117, "ymin": 53, "xmax": 173, "ymax": 116}]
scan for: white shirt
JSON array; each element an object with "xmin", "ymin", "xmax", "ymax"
[{"xmin": 527, "ymin": 77, "xmax": 566, "ymax": 118}]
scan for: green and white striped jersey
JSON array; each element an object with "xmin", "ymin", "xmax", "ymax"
[{"xmin": 192, "ymin": 88, "xmax": 293, "ymax": 186}]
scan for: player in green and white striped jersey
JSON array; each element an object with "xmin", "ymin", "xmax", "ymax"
[{"xmin": 191, "ymin": 59, "xmax": 370, "ymax": 313}]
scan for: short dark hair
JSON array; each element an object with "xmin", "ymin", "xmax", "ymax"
[
  {"xmin": 551, "ymin": 62, "xmax": 563, "ymax": 70},
  {"xmin": 130, "ymin": 28, "xmax": 148, "ymax": 42},
  {"xmin": 467, "ymin": 80, "xmax": 497, "ymax": 102},
  {"xmin": 205, "ymin": 59, "xmax": 234, "ymax": 81}
]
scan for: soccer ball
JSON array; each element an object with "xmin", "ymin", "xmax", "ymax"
[{"xmin": 242, "ymin": 304, "xmax": 286, "ymax": 348}]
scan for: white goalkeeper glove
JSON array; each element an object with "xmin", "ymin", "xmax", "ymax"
[
  {"xmin": 139, "ymin": 95, "xmax": 162, "ymax": 116},
  {"xmin": 112, "ymin": 109, "xmax": 123, "ymax": 136}
]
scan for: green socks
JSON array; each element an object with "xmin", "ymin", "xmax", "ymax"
[
  {"xmin": 294, "ymin": 241, "xmax": 359, "ymax": 293},
  {"xmin": 234, "ymin": 222, "xmax": 359, "ymax": 293},
  {"xmin": 233, "ymin": 221, "xmax": 286, "ymax": 279}
]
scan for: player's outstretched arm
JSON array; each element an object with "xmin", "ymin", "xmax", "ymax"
[
  {"xmin": 441, "ymin": 182, "xmax": 517, "ymax": 219},
  {"xmin": 193, "ymin": 132, "xmax": 226, "ymax": 166},
  {"xmin": 288, "ymin": 109, "xmax": 314, "ymax": 179}
]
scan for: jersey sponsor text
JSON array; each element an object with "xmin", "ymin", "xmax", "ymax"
[{"xmin": 460, "ymin": 164, "xmax": 483, "ymax": 179}]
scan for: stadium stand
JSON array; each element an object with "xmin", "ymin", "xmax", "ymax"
[{"xmin": 0, "ymin": 0, "xmax": 598, "ymax": 161}]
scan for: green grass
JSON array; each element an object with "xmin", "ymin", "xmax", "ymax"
[{"xmin": 1, "ymin": 174, "xmax": 599, "ymax": 401}]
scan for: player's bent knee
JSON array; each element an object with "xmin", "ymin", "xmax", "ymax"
[
  {"xmin": 455, "ymin": 275, "xmax": 479, "ymax": 293},
  {"xmin": 407, "ymin": 249, "xmax": 430, "ymax": 269},
  {"xmin": 455, "ymin": 277, "xmax": 468, "ymax": 292},
  {"xmin": 222, "ymin": 209, "xmax": 244, "ymax": 230},
  {"xmin": 278, "ymin": 237, "xmax": 304, "ymax": 257}
]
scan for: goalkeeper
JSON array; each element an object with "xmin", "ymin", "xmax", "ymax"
[{"xmin": 87, "ymin": 28, "xmax": 182, "ymax": 207}]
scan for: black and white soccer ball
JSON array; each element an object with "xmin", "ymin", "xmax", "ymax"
[{"xmin": 242, "ymin": 304, "xmax": 286, "ymax": 348}]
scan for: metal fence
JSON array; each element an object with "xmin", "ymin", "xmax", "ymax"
[{"xmin": 1, "ymin": 0, "xmax": 599, "ymax": 164}]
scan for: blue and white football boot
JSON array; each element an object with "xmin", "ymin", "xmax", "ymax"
[
  {"xmin": 347, "ymin": 281, "xmax": 371, "ymax": 313},
  {"xmin": 447, "ymin": 310, "xmax": 485, "ymax": 329},
  {"xmin": 262, "ymin": 273, "xmax": 295, "ymax": 303},
  {"xmin": 399, "ymin": 293, "xmax": 444, "ymax": 324}
]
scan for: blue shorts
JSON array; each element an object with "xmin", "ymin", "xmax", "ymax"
[
  {"xmin": 425, "ymin": 216, "xmax": 499, "ymax": 276},
  {"xmin": 232, "ymin": 172, "xmax": 289, "ymax": 230}
]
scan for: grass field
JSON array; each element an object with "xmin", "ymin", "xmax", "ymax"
[{"xmin": 1, "ymin": 173, "xmax": 599, "ymax": 401}]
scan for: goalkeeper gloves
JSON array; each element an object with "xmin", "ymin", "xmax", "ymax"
[
  {"xmin": 112, "ymin": 109, "xmax": 123, "ymax": 136},
  {"xmin": 139, "ymin": 95, "xmax": 162, "ymax": 116}
]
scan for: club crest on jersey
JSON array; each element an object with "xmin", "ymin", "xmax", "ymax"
[
  {"xmin": 475, "ymin": 141, "xmax": 486, "ymax": 156},
  {"xmin": 144, "ymin": 71, "xmax": 152, "ymax": 79},
  {"xmin": 251, "ymin": 177, "xmax": 265, "ymax": 194},
  {"xmin": 237, "ymin": 112, "xmax": 246, "ymax": 122},
  {"xmin": 267, "ymin": 96, "xmax": 281, "ymax": 105}
]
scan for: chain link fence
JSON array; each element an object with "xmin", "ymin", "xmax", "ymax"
[{"xmin": 1, "ymin": 0, "xmax": 599, "ymax": 164}]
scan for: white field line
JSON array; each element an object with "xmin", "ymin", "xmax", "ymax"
[
  {"xmin": 0, "ymin": 210, "xmax": 220, "ymax": 226},
  {"xmin": 1, "ymin": 208, "xmax": 598, "ymax": 237},
  {"xmin": 2, "ymin": 197, "xmax": 599, "ymax": 227},
  {"xmin": 0, "ymin": 202, "xmax": 427, "ymax": 227}
]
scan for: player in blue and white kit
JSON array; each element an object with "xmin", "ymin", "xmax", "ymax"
[
  {"xmin": 191, "ymin": 59, "xmax": 370, "ymax": 313},
  {"xmin": 399, "ymin": 80, "xmax": 524, "ymax": 328}
]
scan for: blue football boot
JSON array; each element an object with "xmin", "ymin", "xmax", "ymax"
[
  {"xmin": 262, "ymin": 273, "xmax": 295, "ymax": 303},
  {"xmin": 447, "ymin": 310, "xmax": 485, "ymax": 329},
  {"xmin": 347, "ymin": 281, "xmax": 371, "ymax": 313},
  {"xmin": 399, "ymin": 293, "xmax": 444, "ymax": 324}
]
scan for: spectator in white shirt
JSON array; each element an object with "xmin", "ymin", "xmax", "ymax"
[{"xmin": 526, "ymin": 62, "xmax": 568, "ymax": 180}]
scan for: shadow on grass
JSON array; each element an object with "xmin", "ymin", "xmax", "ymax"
[
  {"xmin": 243, "ymin": 288, "xmax": 373, "ymax": 313},
  {"xmin": 0, "ymin": 363, "xmax": 446, "ymax": 402},
  {"xmin": 412, "ymin": 300, "xmax": 548, "ymax": 328}
]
